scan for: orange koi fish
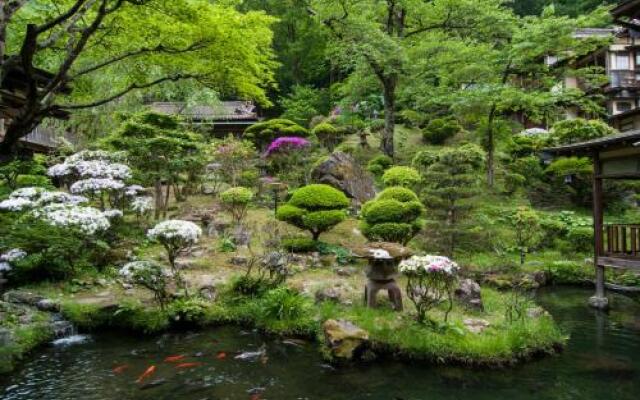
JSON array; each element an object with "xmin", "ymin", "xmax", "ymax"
[
  {"xmin": 164, "ymin": 355, "xmax": 186, "ymax": 363},
  {"xmin": 136, "ymin": 365, "xmax": 157, "ymax": 384},
  {"xmin": 250, "ymin": 394, "xmax": 261, "ymax": 400},
  {"xmin": 216, "ymin": 352, "xmax": 227, "ymax": 360},
  {"xmin": 175, "ymin": 362, "xmax": 204, "ymax": 369},
  {"xmin": 112, "ymin": 364, "xmax": 129, "ymax": 374}
]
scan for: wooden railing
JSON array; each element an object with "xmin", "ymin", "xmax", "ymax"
[{"xmin": 603, "ymin": 224, "xmax": 640, "ymax": 258}]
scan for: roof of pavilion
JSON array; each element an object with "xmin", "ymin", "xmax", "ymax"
[
  {"xmin": 149, "ymin": 101, "xmax": 259, "ymax": 122},
  {"xmin": 543, "ymin": 129, "xmax": 640, "ymax": 156}
]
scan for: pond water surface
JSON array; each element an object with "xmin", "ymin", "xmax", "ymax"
[{"xmin": 1, "ymin": 287, "xmax": 639, "ymax": 400}]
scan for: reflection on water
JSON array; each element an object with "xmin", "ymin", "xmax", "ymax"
[{"xmin": 1, "ymin": 287, "xmax": 639, "ymax": 400}]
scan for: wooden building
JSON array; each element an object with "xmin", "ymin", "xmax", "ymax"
[
  {"xmin": 149, "ymin": 101, "xmax": 260, "ymax": 137},
  {"xmin": 1, "ymin": 61, "xmax": 72, "ymax": 155},
  {"xmin": 544, "ymin": 129, "xmax": 640, "ymax": 309}
]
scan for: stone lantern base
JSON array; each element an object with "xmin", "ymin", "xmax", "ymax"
[{"xmin": 364, "ymin": 279, "xmax": 403, "ymax": 311}]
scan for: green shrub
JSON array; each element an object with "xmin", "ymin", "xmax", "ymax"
[
  {"xmin": 367, "ymin": 155, "xmax": 393, "ymax": 176},
  {"xmin": 244, "ymin": 119, "xmax": 310, "ymax": 148},
  {"xmin": 398, "ymin": 109, "xmax": 425, "ymax": 128},
  {"xmin": 221, "ymin": 187, "xmax": 253, "ymax": 225},
  {"xmin": 368, "ymin": 119, "xmax": 386, "ymax": 132},
  {"xmin": 312, "ymin": 123, "xmax": 342, "ymax": 150},
  {"xmin": 361, "ymin": 186, "xmax": 424, "ymax": 244},
  {"xmin": 230, "ymin": 275, "xmax": 274, "ymax": 297},
  {"xmin": 566, "ymin": 226, "xmax": 593, "ymax": 253},
  {"xmin": 277, "ymin": 184, "xmax": 349, "ymax": 241},
  {"xmin": 238, "ymin": 169, "xmax": 260, "ymax": 188},
  {"xmin": 550, "ymin": 118, "xmax": 615, "ymax": 145},
  {"xmin": 259, "ymin": 287, "xmax": 310, "ymax": 321},
  {"xmin": 282, "ymin": 237, "xmax": 317, "ymax": 253},
  {"xmin": 422, "ymin": 118, "xmax": 462, "ymax": 144},
  {"xmin": 382, "ymin": 166, "xmax": 421, "ymax": 188}
]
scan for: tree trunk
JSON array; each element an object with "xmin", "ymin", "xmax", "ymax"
[
  {"xmin": 486, "ymin": 106, "xmax": 496, "ymax": 188},
  {"xmin": 154, "ymin": 179, "xmax": 164, "ymax": 219},
  {"xmin": 381, "ymin": 77, "xmax": 397, "ymax": 158}
]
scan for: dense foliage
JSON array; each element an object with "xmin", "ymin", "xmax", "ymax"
[{"xmin": 361, "ymin": 187, "xmax": 424, "ymax": 244}]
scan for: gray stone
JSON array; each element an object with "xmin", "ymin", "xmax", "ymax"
[
  {"xmin": 3, "ymin": 290, "xmax": 43, "ymax": 306},
  {"xmin": 232, "ymin": 226, "xmax": 251, "ymax": 246},
  {"xmin": 463, "ymin": 318, "xmax": 490, "ymax": 334},
  {"xmin": 323, "ymin": 319, "xmax": 369, "ymax": 360},
  {"xmin": 335, "ymin": 267, "xmax": 357, "ymax": 277},
  {"xmin": 230, "ymin": 256, "xmax": 249, "ymax": 267},
  {"xmin": 262, "ymin": 252, "xmax": 287, "ymax": 268},
  {"xmin": 198, "ymin": 285, "xmax": 217, "ymax": 301},
  {"xmin": 0, "ymin": 327, "xmax": 13, "ymax": 346},
  {"xmin": 589, "ymin": 296, "xmax": 609, "ymax": 310},
  {"xmin": 311, "ymin": 152, "xmax": 376, "ymax": 203},
  {"xmin": 526, "ymin": 307, "xmax": 550, "ymax": 319},
  {"xmin": 174, "ymin": 259, "xmax": 195, "ymax": 270},
  {"xmin": 315, "ymin": 287, "xmax": 342, "ymax": 304},
  {"xmin": 35, "ymin": 299, "xmax": 60, "ymax": 313},
  {"xmin": 454, "ymin": 279, "xmax": 484, "ymax": 311}
]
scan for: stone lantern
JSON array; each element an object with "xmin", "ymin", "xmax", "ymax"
[{"xmin": 352, "ymin": 242, "xmax": 412, "ymax": 311}]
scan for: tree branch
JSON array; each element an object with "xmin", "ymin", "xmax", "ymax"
[
  {"xmin": 35, "ymin": 0, "xmax": 90, "ymax": 34},
  {"xmin": 71, "ymin": 41, "xmax": 210, "ymax": 78},
  {"xmin": 38, "ymin": 0, "xmax": 99, "ymax": 49},
  {"xmin": 50, "ymin": 74, "xmax": 199, "ymax": 111}
]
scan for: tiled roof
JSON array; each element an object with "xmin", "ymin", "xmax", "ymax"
[
  {"xmin": 149, "ymin": 101, "xmax": 258, "ymax": 121},
  {"xmin": 544, "ymin": 129, "xmax": 640, "ymax": 155}
]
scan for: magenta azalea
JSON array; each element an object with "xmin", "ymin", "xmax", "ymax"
[{"xmin": 264, "ymin": 137, "xmax": 310, "ymax": 156}]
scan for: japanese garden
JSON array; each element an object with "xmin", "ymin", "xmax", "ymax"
[{"xmin": 0, "ymin": 0, "xmax": 639, "ymax": 399}]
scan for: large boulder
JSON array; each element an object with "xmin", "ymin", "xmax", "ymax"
[
  {"xmin": 311, "ymin": 152, "xmax": 376, "ymax": 203},
  {"xmin": 454, "ymin": 279, "xmax": 484, "ymax": 311},
  {"xmin": 323, "ymin": 319, "xmax": 369, "ymax": 360}
]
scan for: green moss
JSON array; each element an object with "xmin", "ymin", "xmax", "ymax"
[{"xmin": 0, "ymin": 323, "xmax": 54, "ymax": 374}]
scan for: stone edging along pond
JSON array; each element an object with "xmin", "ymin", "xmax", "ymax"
[{"xmin": 0, "ymin": 280, "xmax": 569, "ymax": 375}]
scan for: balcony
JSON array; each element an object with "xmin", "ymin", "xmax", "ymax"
[{"xmin": 608, "ymin": 70, "xmax": 640, "ymax": 89}]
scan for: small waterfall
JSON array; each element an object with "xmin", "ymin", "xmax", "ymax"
[{"xmin": 50, "ymin": 313, "xmax": 91, "ymax": 347}]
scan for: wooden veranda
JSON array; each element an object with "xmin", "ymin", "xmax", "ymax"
[{"xmin": 544, "ymin": 130, "xmax": 640, "ymax": 309}]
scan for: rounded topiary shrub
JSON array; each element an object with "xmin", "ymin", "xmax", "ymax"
[
  {"xmin": 361, "ymin": 186, "xmax": 424, "ymax": 244},
  {"xmin": 244, "ymin": 119, "xmax": 310, "ymax": 149},
  {"xmin": 312, "ymin": 123, "xmax": 342, "ymax": 150},
  {"xmin": 382, "ymin": 166, "xmax": 421, "ymax": 188},
  {"xmin": 276, "ymin": 184, "xmax": 349, "ymax": 241},
  {"xmin": 282, "ymin": 237, "xmax": 317, "ymax": 253},
  {"xmin": 422, "ymin": 118, "xmax": 462, "ymax": 145},
  {"xmin": 220, "ymin": 187, "xmax": 253, "ymax": 225},
  {"xmin": 367, "ymin": 154, "xmax": 393, "ymax": 176}
]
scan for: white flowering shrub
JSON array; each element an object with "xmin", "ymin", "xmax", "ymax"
[
  {"xmin": 34, "ymin": 204, "xmax": 111, "ymax": 235},
  {"xmin": 131, "ymin": 196, "xmax": 153, "ymax": 216},
  {"xmin": 0, "ymin": 187, "xmax": 88, "ymax": 212},
  {"xmin": 0, "ymin": 249, "xmax": 27, "ymax": 272},
  {"xmin": 0, "ymin": 197, "xmax": 34, "ymax": 211},
  {"xmin": 399, "ymin": 255, "xmax": 460, "ymax": 324},
  {"xmin": 147, "ymin": 220, "xmax": 202, "ymax": 293},
  {"xmin": 120, "ymin": 261, "xmax": 171, "ymax": 308},
  {"xmin": 47, "ymin": 150, "xmax": 135, "ymax": 211}
]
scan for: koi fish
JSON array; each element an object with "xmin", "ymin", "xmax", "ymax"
[
  {"xmin": 164, "ymin": 355, "xmax": 186, "ymax": 363},
  {"xmin": 112, "ymin": 364, "xmax": 129, "ymax": 374},
  {"xmin": 234, "ymin": 346, "xmax": 267, "ymax": 361},
  {"xmin": 250, "ymin": 394, "xmax": 261, "ymax": 400},
  {"xmin": 175, "ymin": 362, "xmax": 204, "ymax": 369},
  {"xmin": 136, "ymin": 365, "xmax": 156, "ymax": 384},
  {"xmin": 216, "ymin": 352, "xmax": 227, "ymax": 360}
]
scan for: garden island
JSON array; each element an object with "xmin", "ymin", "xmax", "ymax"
[{"xmin": 0, "ymin": 1, "xmax": 639, "ymax": 399}]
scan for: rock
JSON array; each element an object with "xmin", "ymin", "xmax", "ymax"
[
  {"xmin": 174, "ymin": 258, "xmax": 195, "ymax": 270},
  {"xmin": 122, "ymin": 283, "xmax": 134, "ymax": 290},
  {"xmin": 198, "ymin": 285, "xmax": 217, "ymax": 301},
  {"xmin": 311, "ymin": 152, "xmax": 376, "ymax": 203},
  {"xmin": 454, "ymin": 279, "xmax": 484, "ymax": 311},
  {"xmin": 262, "ymin": 252, "xmax": 287, "ymax": 269},
  {"xmin": 95, "ymin": 278, "xmax": 109, "ymax": 287},
  {"xmin": 526, "ymin": 307, "xmax": 549, "ymax": 319},
  {"xmin": 322, "ymin": 319, "xmax": 369, "ymax": 360},
  {"xmin": 335, "ymin": 267, "xmax": 357, "ymax": 277},
  {"xmin": 230, "ymin": 256, "xmax": 249, "ymax": 267},
  {"xmin": 589, "ymin": 296, "xmax": 609, "ymax": 310},
  {"xmin": 0, "ymin": 327, "xmax": 13, "ymax": 346},
  {"xmin": 315, "ymin": 287, "xmax": 342, "ymax": 304},
  {"xmin": 3, "ymin": 290, "xmax": 43, "ymax": 306},
  {"xmin": 232, "ymin": 226, "xmax": 251, "ymax": 247},
  {"xmin": 532, "ymin": 271, "xmax": 549, "ymax": 286},
  {"xmin": 35, "ymin": 299, "xmax": 60, "ymax": 313},
  {"xmin": 463, "ymin": 318, "xmax": 490, "ymax": 334}
]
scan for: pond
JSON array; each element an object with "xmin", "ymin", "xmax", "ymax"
[{"xmin": 1, "ymin": 287, "xmax": 639, "ymax": 400}]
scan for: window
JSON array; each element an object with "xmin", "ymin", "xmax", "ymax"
[
  {"xmin": 613, "ymin": 53, "xmax": 630, "ymax": 70},
  {"xmin": 616, "ymin": 101, "xmax": 633, "ymax": 113}
]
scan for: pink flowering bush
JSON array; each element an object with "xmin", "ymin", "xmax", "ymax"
[
  {"xmin": 264, "ymin": 136, "xmax": 310, "ymax": 157},
  {"xmin": 399, "ymin": 255, "xmax": 460, "ymax": 324}
]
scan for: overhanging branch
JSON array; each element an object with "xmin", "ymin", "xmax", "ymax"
[{"xmin": 50, "ymin": 74, "xmax": 200, "ymax": 111}]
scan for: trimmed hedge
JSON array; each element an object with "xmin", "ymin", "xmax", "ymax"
[
  {"xmin": 367, "ymin": 155, "xmax": 393, "ymax": 176},
  {"xmin": 277, "ymin": 184, "xmax": 350, "ymax": 241},
  {"xmin": 282, "ymin": 237, "xmax": 318, "ymax": 253},
  {"xmin": 244, "ymin": 119, "xmax": 310, "ymax": 148},
  {"xmin": 360, "ymin": 186, "xmax": 424, "ymax": 244},
  {"xmin": 288, "ymin": 184, "xmax": 350, "ymax": 210},
  {"xmin": 220, "ymin": 187, "xmax": 253, "ymax": 205},
  {"xmin": 422, "ymin": 118, "xmax": 461, "ymax": 145},
  {"xmin": 382, "ymin": 166, "xmax": 421, "ymax": 188}
]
